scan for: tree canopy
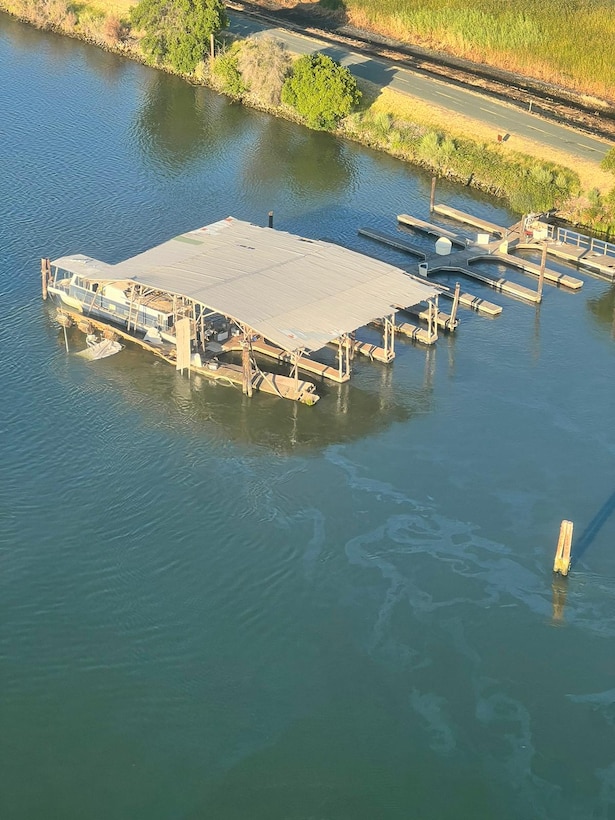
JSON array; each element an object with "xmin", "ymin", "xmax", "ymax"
[
  {"xmin": 281, "ymin": 53, "xmax": 361, "ymax": 130},
  {"xmin": 131, "ymin": 0, "xmax": 228, "ymax": 74}
]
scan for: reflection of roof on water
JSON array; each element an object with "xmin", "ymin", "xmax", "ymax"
[{"xmin": 52, "ymin": 217, "xmax": 438, "ymax": 354}]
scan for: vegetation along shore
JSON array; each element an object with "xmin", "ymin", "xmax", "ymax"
[{"xmin": 3, "ymin": 0, "xmax": 614, "ymax": 232}]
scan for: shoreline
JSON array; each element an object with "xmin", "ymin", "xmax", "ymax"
[{"xmin": 1, "ymin": 4, "xmax": 613, "ymax": 236}]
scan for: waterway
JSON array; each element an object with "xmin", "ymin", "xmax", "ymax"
[{"xmin": 1, "ymin": 13, "xmax": 614, "ymax": 820}]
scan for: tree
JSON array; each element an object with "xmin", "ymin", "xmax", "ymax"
[
  {"xmin": 281, "ymin": 53, "xmax": 361, "ymax": 130},
  {"xmin": 130, "ymin": 0, "xmax": 228, "ymax": 74}
]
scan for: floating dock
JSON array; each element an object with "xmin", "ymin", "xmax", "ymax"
[
  {"xmin": 359, "ymin": 227, "xmax": 426, "ymax": 260},
  {"xmin": 483, "ymin": 250, "xmax": 583, "ymax": 290},
  {"xmin": 222, "ymin": 334, "xmax": 352, "ymax": 382},
  {"xmin": 432, "ymin": 204, "xmax": 506, "ymax": 237},
  {"xmin": 519, "ymin": 223, "xmax": 615, "ymax": 281},
  {"xmin": 371, "ymin": 317, "xmax": 437, "ymax": 345},
  {"xmin": 429, "ymin": 197, "xmax": 613, "ymax": 282},
  {"xmin": 359, "ymin": 227, "xmax": 503, "ymax": 316},
  {"xmin": 397, "ymin": 214, "xmax": 466, "ymax": 246},
  {"xmin": 395, "ymin": 200, "xmax": 586, "ymax": 304},
  {"xmin": 431, "ymin": 262, "xmax": 541, "ymax": 303}
]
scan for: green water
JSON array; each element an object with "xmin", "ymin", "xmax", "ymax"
[{"xmin": 1, "ymin": 13, "xmax": 614, "ymax": 819}]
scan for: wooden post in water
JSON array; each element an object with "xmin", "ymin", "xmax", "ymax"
[
  {"xmin": 449, "ymin": 282, "xmax": 461, "ymax": 329},
  {"xmin": 41, "ymin": 258, "xmax": 50, "ymax": 300},
  {"xmin": 428, "ymin": 300, "xmax": 438, "ymax": 343},
  {"xmin": 241, "ymin": 337, "xmax": 253, "ymax": 397},
  {"xmin": 429, "ymin": 177, "xmax": 436, "ymax": 213},
  {"xmin": 268, "ymin": 211, "xmax": 274, "ymax": 229},
  {"xmin": 553, "ymin": 519, "xmax": 573, "ymax": 576},
  {"xmin": 537, "ymin": 242, "xmax": 548, "ymax": 302}
]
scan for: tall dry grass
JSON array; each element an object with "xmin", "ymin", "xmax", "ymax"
[{"xmin": 345, "ymin": 0, "xmax": 615, "ymax": 100}]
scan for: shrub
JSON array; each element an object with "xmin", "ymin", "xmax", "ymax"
[
  {"xmin": 601, "ymin": 147, "xmax": 615, "ymax": 175},
  {"xmin": 78, "ymin": 8, "xmax": 105, "ymax": 41},
  {"xmin": 237, "ymin": 36, "xmax": 291, "ymax": 108},
  {"xmin": 212, "ymin": 43, "xmax": 247, "ymax": 98},
  {"xmin": 281, "ymin": 53, "xmax": 361, "ymax": 130},
  {"xmin": 103, "ymin": 15, "xmax": 123, "ymax": 45}
]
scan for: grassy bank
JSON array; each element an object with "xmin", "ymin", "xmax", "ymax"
[{"xmin": 2, "ymin": 0, "xmax": 614, "ymax": 232}]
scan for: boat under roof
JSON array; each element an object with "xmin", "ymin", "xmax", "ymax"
[{"xmin": 51, "ymin": 216, "xmax": 439, "ymax": 354}]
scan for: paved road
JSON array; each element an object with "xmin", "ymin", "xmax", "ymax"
[{"xmin": 229, "ymin": 13, "xmax": 612, "ymax": 163}]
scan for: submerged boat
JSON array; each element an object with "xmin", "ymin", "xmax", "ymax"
[{"xmin": 79, "ymin": 334, "xmax": 123, "ymax": 361}]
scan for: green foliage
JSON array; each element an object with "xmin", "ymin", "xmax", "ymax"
[
  {"xmin": 345, "ymin": 109, "xmax": 580, "ymax": 213},
  {"xmin": 281, "ymin": 53, "xmax": 361, "ymax": 130},
  {"xmin": 130, "ymin": 0, "xmax": 228, "ymax": 74},
  {"xmin": 601, "ymin": 147, "xmax": 615, "ymax": 174},
  {"xmin": 78, "ymin": 7, "xmax": 104, "ymax": 39},
  {"xmin": 212, "ymin": 43, "xmax": 247, "ymax": 98},
  {"xmin": 237, "ymin": 36, "xmax": 291, "ymax": 107}
]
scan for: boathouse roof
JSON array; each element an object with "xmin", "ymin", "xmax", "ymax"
[{"xmin": 52, "ymin": 217, "xmax": 438, "ymax": 353}]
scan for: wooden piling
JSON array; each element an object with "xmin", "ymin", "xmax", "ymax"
[
  {"xmin": 449, "ymin": 282, "xmax": 461, "ymax": 329},
  {"xmin": 537, "ymin": 242, "xmax": 547, "ymax": 301},
  {"xmin": 41, "ymin": 258, "xmax": 50, "ymax": 300},
  {"xmin": 268, "ymin": 211, "xmax": 274, "ymax": 229},
  {"xmin": 241, "ymin": 339, "xmax": 253, "ymax": 397},
  {"xmin": 421, "ymin": 300, "xmax": 438, "ymax": 343},
  {"xmin": 429, "ymin": 177, "xmax": 436, "ymax": 213},
  {"xmin": 553, "ymin": 519, "xmax": 573, "ymax": 576}
]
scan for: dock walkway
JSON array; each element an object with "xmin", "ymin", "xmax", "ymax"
[
  {"xmin": 432, "ymin": 204, "xmax": 506, "ymax": 237},
  {"xmin": 222, "ymin": 335, "xmax": 352, "ymax": 382},
  {"xmin": 359, "ymin": 227, "xmax": 503, "ymax": 316},
  {"xmin": 56, "ymin": 309, "xmax": 320, "ymax": 404},
  {"xmin": 393, "ymin": 205, "xmax": 587, "ymax": 303},
  {"xmin": 429, "ymin": 202, "xmax": 614, "ymax": 281}
]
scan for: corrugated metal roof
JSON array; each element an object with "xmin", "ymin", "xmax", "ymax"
[{"xmin": 52, "ymin": 217, "xmax": 438, "ymax": 353}]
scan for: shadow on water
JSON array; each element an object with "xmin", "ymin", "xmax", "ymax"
[
  {"xmin": 571, "ymin": 489, "xmax": 615, "ymax": 567},
  {"xmin": 130, "ymin": 76, "xmax": 249, "ymax": 175},
  {"xmin": 130, "ymin": 73, "xmax": 358, "ymax": 200},
  {"xmin": 55, "ymin": 325, "xmax": 435, "ymax": 454},
  {"xmin": 240, "ymin": 118, "xmax": 356, "ymax": 203},
  {"xmin": 587, "ymin": 285, "xmax": 615, "ymax": 338}
]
